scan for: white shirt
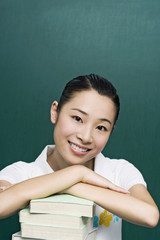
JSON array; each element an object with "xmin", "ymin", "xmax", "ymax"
[{"xmin": 0, "ymin": 145, "xmax": 146, "ymax": 240}]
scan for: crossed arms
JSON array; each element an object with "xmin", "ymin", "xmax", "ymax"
[{"xmin": 0, "ymin": 165, "xmax": 159, "ymax": 227}]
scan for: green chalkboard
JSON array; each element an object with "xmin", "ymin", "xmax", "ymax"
[{"xmin": 0, "ymin": 0, "xmax": 160, "ymax": 239}]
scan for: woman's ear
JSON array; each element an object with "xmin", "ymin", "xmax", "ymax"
[{"xmin": 50, "ymin": 101, "xmax": 58, "ymax": 124}]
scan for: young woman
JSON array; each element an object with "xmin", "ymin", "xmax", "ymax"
[{"xmin": 0, "ymin": 74, "xmax": 159, "ymax": 240}]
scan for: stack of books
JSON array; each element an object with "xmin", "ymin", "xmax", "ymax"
[{"xmin": 12, "ymin": 194, "xmax": 97, "ymax": 240}]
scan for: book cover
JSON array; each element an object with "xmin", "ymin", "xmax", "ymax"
[{"xmin": 30, "ymin": 194, "xmax": 94, "ymax": 217}]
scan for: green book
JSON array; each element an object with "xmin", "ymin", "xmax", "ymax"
[
  {"xmin": 30, "ymin": 194, "xmax": 94, "ymax": 217},
  {"xmin": 19, "ymin": 208, "xmax": 90, "ymax": 228},
  {"xmin": 12, "ymin": 231, "xmax": 46, "ymax": 240},
  {"xmin": 12, "ymin": 229, "xmax": 97, "ymax": 240},
  {"xmin": 21, "ymin": 218, "xmax": 94, "ymax": 240}
]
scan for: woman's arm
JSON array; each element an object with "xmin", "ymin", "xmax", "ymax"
[
  {"xmin": 63, "ymin": 182, "xmax": 159, "ymax": 228},
  {"xmin": 0, "ymin": 165, "xmax": 127, "ymax": 219}
]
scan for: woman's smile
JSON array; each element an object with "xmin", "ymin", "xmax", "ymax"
[{"xmin": 68, "ymin": 141, "xmax": 91, "ymax": 155}]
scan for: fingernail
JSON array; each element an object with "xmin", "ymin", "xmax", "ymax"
[{"xmin": 0, "ymin": 186, "xmax": 8, "ymax": 190}]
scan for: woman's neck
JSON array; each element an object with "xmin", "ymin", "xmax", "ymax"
[{"xmin": 47, "ymin": 147, "xmax": 95, "ymax": 171}]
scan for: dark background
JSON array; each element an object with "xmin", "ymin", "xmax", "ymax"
[{"xmin": 0, "ymin": 0, "xmax": 160, "ymax": 239}]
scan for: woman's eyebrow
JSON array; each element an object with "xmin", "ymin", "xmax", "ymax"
[
  {"xmin": 99, "ymin": 118, "xmax": 112, "ymax": 125},
  {"xmin": 71, "ymin": 108, "xmax": 112, "ymax": 125},
  {"xmin": 71, "ymin": 108, "xmax": 88, "ymax": 115}
]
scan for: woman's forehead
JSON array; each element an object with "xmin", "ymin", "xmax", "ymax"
[
  {"xmin": 68, "ymin": 90, "xmax": 114, "ymax": 106},
  {"xmin": 61, "ymin": 90, "xmax": 116, "ymax": 122}
]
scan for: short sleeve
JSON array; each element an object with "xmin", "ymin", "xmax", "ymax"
[
  {"xmin": 0, "ymin": 161, "xmax": 32, "ymax": 184},
  {"xmin": 115, "ymin": 160, "xmax": 147, "ymax": 191}
]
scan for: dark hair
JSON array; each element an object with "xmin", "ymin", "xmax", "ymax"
[{"xmin": 57, "ymin": 74, "xmax": 120, "ymax": 124}]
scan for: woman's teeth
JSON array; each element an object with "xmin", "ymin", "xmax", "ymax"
[{"xmin": 70, "ymin": 143, "xmax": 88, "ymax": 152}]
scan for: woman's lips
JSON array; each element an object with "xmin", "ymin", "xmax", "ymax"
[{"xmin": 69, "ymin": 141, "xmax": 90, "ymax": 155}]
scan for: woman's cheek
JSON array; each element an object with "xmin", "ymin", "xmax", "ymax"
[
  {"xmin": 95, "ymin": 135, "xmax": 110, "ymax": 152},
  {"xmin": 56, "ymin": 118, "xmax": 76, "ymax": 137}
]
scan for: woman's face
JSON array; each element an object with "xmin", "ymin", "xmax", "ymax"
[{"xmin": 51, "ymin": 90, "xmax": 116, "ymax": 168}]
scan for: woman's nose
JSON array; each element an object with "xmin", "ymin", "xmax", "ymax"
[{"xmin": 76, "ymin": 126, "xmax": 93, "ymax": 144}]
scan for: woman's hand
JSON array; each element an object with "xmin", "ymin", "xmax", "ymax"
[
  {"xmin": 0, "ymin": 180, "xmax": 12, "ymax": 192},
  {"xmin": 81, "ymin": 167, "xmax": 128, "ymax": 194},
  {"xmin": 0, "ymin": 185, "xmax": 12, "ymax": 191}
]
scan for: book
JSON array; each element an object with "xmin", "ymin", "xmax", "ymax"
[
  {"xmin": 30, "ymin": 194, "xmax": 94, "ymax": 217},
  {"xmin": 12, "ymin": 229, "xmax": 97, "ymax": 240},
  {"xmin": 19, "ymin": 208, "xmax": 90, "ymax": 228},
  {"xmin": 12, "ymin": 231, "xmax": 46, "ymax": 240},
  {"xmin": 15, "ymin": 194, "xmax": 96, "ymax": 240},
  {"xmin": 21, "ymin": 218, "xmax": 94, "ymax": 240}
]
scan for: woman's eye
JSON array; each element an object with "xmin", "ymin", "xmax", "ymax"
[
  {"xmin": 72, "ymin": 116, "xmax": 82, "ymax": 122},
  {"xmin": 97, "ymin": 125, "xmax": 107, "ymax": 131}
]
